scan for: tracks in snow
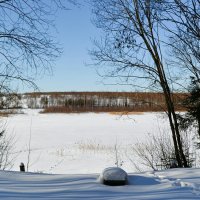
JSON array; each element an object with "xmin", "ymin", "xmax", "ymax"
[{"xmin": 146, "ymin": 171, "xmax": 200, "ymax": 196}]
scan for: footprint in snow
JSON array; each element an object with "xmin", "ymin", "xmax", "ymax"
[{"xmin": 147, "ymin": 171, "xmax": 200, "ymax": 196}]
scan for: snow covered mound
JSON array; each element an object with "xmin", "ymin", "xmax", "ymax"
[
  {"xmin": 99, "ymin": 167, "xmax": 128, "ymax": 186},
  {"xmin": 1, "ymin": 168, "xmax": 200, "ymax": 199}
]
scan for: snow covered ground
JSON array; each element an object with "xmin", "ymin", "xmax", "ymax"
[
  {"xmin": 1, "ymin": 109, "xmax": 200, "ymax": 199},
  {"xmin": 4, "ymin": 109, "xmax": 170, "ymax": 174},
  {"xmin": 0, "ymin": 168, "xmax": 200, "ymax": 199}
]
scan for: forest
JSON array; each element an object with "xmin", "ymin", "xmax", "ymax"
[{"xmin": 1, "ymin": 92, "xmax": 187, "ymax": 113}]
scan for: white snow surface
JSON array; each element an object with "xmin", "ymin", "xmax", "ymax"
[
  {"xmin": 0, "ymin": 168, "xmax": 200, "ymax": 199},
  {"xmin": 5, "ymin": 109, "xmax": 170, "ymax": 174},
  {"xmin": 1, "ymin": 109, "xmax": 200, "ymax": 199}
]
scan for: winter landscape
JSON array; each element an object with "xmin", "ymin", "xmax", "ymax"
[
  {"xmin": 5, "ymin": 109, "xmax": 170, "ymax": 174},
  {"xmin": 0, "ymin": 0, "xmax": 199, "ymax": 199},
  {"xmin": 0, "ymin": 109, "xmax": 199, "ymax": 199}
]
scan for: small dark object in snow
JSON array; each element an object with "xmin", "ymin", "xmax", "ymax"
[
  {"xmin": 99, "ymin": 167, "xmax": 128, "ymax": 186},
  {"xmin": 20, "ymin": 162, "xmax": 25, "ymax": 172},
  {"xmin": 170, "ymin": 160, "xmax": 178, "ymax": 168}
]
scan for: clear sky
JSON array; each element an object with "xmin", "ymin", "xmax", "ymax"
[{"xmin": 25, "ymin": 2, "xmax": 132, "ymax": 93}]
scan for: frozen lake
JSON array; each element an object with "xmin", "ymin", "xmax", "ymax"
[{"xmin": 4, "ymin": 109, "xmax": 170, "ymax": 174}]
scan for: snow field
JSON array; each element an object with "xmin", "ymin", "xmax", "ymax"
[
  {"xmin": 0, "ymin": 168, "xmax": 200, "ymax": 199},
  {"xmin": 4, "ymin": 109, "xmax": 170, "ymax": 174},
  {"xmin": 1, "ymin": 109, "xmax": 200, "ymax": 199}
]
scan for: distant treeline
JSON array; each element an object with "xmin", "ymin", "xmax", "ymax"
[{"xmin": 23, "ymin": 92, "xmax": 188, "ymax": 113}]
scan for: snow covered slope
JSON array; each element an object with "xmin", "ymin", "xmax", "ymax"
[{"xmin": 0, "ymin": 168, "xmax": 200, "ymax": 199}]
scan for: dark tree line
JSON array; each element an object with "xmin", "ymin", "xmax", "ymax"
[{"xmin": 22, "ymin": 92, "xmax": 186, "ymax": 112}]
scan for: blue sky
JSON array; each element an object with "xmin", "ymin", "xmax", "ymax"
[{"xmin": 26, "ymin": 3, "xmax": 131, "ymax": 93}]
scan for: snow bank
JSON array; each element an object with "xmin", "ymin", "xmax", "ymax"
[{"xmin": 0, "ymin": 168, "xmax": 200, "ymax": 199}]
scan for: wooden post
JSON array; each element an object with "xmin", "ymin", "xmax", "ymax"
[{"xmin": 20, "ymin": 162, "xmax": 25, "ymax": 172}]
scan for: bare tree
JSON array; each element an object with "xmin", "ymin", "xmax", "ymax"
[
  {"xmin": 0, "ymin": 0, "xmax": 76, "ymax": 169},
  {"xmin": 0, "ymin": 126, "xmax": 15, "ymax": 170},
  {"xmin": 132, "ymin": 131, "xmax": 193, "ymax": 171},
  {"xmin": 163, "ymin": 1, "xmax": 200, "ymax": 141},
  {"xmin": 0, "ymin": 0, "xmax": 76, "ymax": 92},
  {"xmin": 90, "ymin": 0, "xmax": 189, "ymax": 167},
  {"xmin": 164, "ymin": 0, "xmax": 200, "ymax": 82}
]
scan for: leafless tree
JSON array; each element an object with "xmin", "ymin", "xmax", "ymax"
[
  {"xmin": 90, "ymin": 0, "xmax": 190, "ymax": 167},
  {"xmin": 0, "ymin": 0, "xmax": 76, "ymax": 169},
  {"xmin": 0, "ymin": 0, "xmax": 76, "ymax": 93},
  {"xmin": 163, "ymin": 0, "xmax": 200, "ymax": 82},
  {"xmin": 132, "ymin": 131, "xmax": 193, "ymax": 171},
  {"xmin": 0, "ymin": 126, "xmax": 15, "ymax": 170},
  {"xmin": 162, "ymin": 1, "xmax": 200, "ymax": 143}
]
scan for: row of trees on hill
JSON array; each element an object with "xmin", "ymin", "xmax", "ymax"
[{"xmin": 23, "ymin": 92, "xmax": 186, "ymax": 112}]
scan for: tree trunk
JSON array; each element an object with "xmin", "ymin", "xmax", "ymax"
[
  {"xmin": 156, "ymin": 60, "xmax": 188, "ymax": 167},
  {"xmin": 162, "ymin": 82, "xmax": 188, "ymax": 167},
  {"xmin": 198, "ymin": 118, "xmax": 200, "ymax": 138}
]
